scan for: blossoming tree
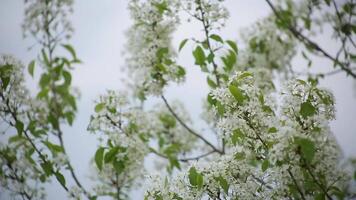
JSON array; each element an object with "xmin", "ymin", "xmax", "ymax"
[{"xmin": 1, "ymin": 0, "xmax": 356, "ymax": 199}]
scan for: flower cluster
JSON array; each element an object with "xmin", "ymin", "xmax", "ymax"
[
  {"xmin": 88, "ymin": 90, "xmax": 150, "ymax": 197},
  {"xmin": 181, "ymin": 0, "xmax": 229, "ymax": 30},
  {"xmin": 88, "ymin": 90, "xmax": 199, "ymax": 196},
  {"xmin": 145, "ymin": 72, "xmax": 352, "ymax": 199},
  {"xmin": 0, "ymin": 55, "xmax": 30, "ymax": 115},
  {"xmin": 22, "ymin": 0, "xmax": 74, "ymax": 41},
  {"xmin": 125, "ymin": 0, "xmax": 185, "ymax": 98},
  {"xmin": 237, "ymin": 16, "xmax": 296, "ymax": 74},
  {"xmin": 0, "ymin": 141, "xmax": 47, "ymax": 200}
]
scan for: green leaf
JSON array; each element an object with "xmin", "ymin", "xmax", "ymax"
[
  {"xmin": 40, "ymin": 161, "xmax": 53, "ymax": 176},
  {"xmin": 104, "ymin": 147, "xmax": 119, "ymax": 163},
  {"xmin": 268, "ymin": 127, "xmax": 277, "ymax": 133},
  {"xmin": 234, "ymin": 152, "xmax": 246, "ymax": 160},
  {"xmin": 39, "ymin": 73, "xmax": 51, "ymax": 89},
  {"xmin": 238, "ymin": 71, "xmax": 253, "ymax": 80},
  {"xmin": 1, "ymin": 77, "xmax": 10, "ymax": 90},
  {"xmin": 314, "ymin": 193, "xmax": 325, "ymax": 200},
  {"xmin": 217, "ymin": 176, "xmax": 229, "ymax": 194},
  {"xmin": 193, "ymin": 46, "xmax": 206, "ymax": 66},
  {"xmin": 156, "ymin": 47, "xmax": 169, "ymax": 59},
  {"xmin": 295, "ymin": 137, "xmax": 315, "ymax": 163},
  {"xmin": 168, "ymin": 157, "xmax": 181, "ymax": 170},
  {"xmin": 226, "ymin": 40, "xmax": 238, "ymax": 54},
  {"xmin": 15, "ymin": 120, "xmax": 24, "ymax": 136},
  {"xmin": 178, "ymin": 39, "xmax": 188, "ymax": 52},
  {"xmin": 65, "ymin": 112, "xmax": 74, "ymax": 126},
  {"xmin": 207, "ymin": 77, "xmax": 217, "ymax": 88},
  {"xmin": 300, "ymin": 101, "xmax": 316, "ymax": 118},
  {"xmin": 95, "ymin": 147, "xmax": 105, "ymax": 171},
  {"xmin": 207, "ymin": 53, "xmax": 214, "ymax": 63},
  {"xmin": 262, "ymin": 159, "xmax": 269, "ymax": 172},
  {"xmin": 95, "ymin": 103, "xmax": 106, "ymax": 113},
  {"xmin": 189, "ymin": 167, "xmax": 204, "ymax": 189},
  {"xmin": 153, "ymin": 1, "xmax": 169, "ymax": 14},
  {"xmin": 209, "ymin": 34, "xmax": 223, "ymax": 43},
  {"xmin": 231, "ymin": 129, "xmax": 244, "ymax": 145},
  {"xmin": 62, "ymin": 44, "xmax": 77, "ymax": 60},
  {"xmin": 55, "ymin": 171, "xmax": 66, "ymax": 188},
  {"xmin": 177, "ymin": 66, "xmax": 186, "ymax": 77},
  {"xmin": 48, "ymin": 114, "xmax": 59, "ymax": 129},
  {"xmin": 221, "ymin": 50, "xmax": 236, "ymax": 72},
  {"xmin": 216, "ymin": 101, "xmax": 225, "ymax": 116},
  {"xmin": 159, "ymin": 113, "xmax": 176, "ymax": 128},
  {"xmin": 62, "ymin": 70, "xmax": 72, "ymax": 86},
  {"xmin": 43, "ymin": 141, "xmax": 63, "ymax": 154},
  {"xmin": 28, "ymin": 60, "xmax": 35, "ymax": 77},
  {"xmin": 229, "ymin": 85, "xmax": 244, "ymax": 104}
]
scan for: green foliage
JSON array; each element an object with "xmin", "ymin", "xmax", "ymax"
[
  {"xmin": 178, "ymin": 39, "xmax": 189, "ymax": 52},
  {"xmin": 216, "ymin": 176, "xmax": 229, "ymax": 194},
  {"xmin": 28, "ymin": 60, "xmax": 35, "ymax": 77},
  {"xmin": 300, "ymin": 101, "xmax": 316, "ymax": 118},
  {"xmin": 294, "ymin": 137, "xmax": 316, "ymax": 163},
  {"xmin": 95, "ymin": 147, "xmax": 105, "ymax": 171},
  {"xmin": 15, "ymin": 120, "xmax": 24, "ymax": 136},
  {"xmin": 55, "ymin": 171, "xmax": 66, "ymax": 188},
  {"xmin": 228, "ymin": 85, "xmax": 245, "ymax": 104},
  {"xmin": 209, "ymin": 34, "xmax": 223, "ymax": 43},
  {"xmin": 231, "ymin": 129, "xmax": 244, "ymax": 145},
  {"xmin": 193, "ymin": 46, "xmax": 206, "ymax": 66},
  {"xmin": 226, "ymin": 40, "xmax": 238, "ymax": 54},
  {"xmin": 95, "ymin": 103, "xmax": 106, "ymax": 113},
  {"xmin": 188, "ymin": 167, "xmax": 204, "ymax": 189}
]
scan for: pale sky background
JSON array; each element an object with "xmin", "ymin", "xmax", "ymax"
[{"xmin": 0, "ymin": 0, "xmax": 355, "ymax": 199}]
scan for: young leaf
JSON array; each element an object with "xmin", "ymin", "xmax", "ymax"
[
  {"xmin": 62, "ymin": 44, "xmax": 77, "ymax": 60},
  {"xmin": 229, "ymin": 85, "xmax": 244, "ymax": 104},
  {"xmin": 28, "ymin": 60, "xmax": 35, "ymax": 77},
  {"xmin": 193, "ymin": 46, "xmax": 206, "ymax": 66},
  {"xmin": 231, "ymin": 129, "xmax": 244, "ymax": 145},
  {"xmin": 226, "ymin": 40, "xmax": 238, "ymax": 54},
  {"xmin": 55, "ymin": 171, "xmax": 66, "ymax": 188},
  {"xmin": 104, "ymin": 147, "xmax": 119, "ymax": 163},
  {"xmin": 95, "ymin": 147, "xmax": 105, "ymax": 171},
  {"xmin": 178, "ymin": 39, "xmax": 188, "ymax": 52},
  {"xmin": 295, "ymin": 137, "xmax": 315, "ymax": 163},
  {"xmin": 188, "ymin": 167, "xmax": 197, "ymax": 186},
  {"xmin": 262, "ymin": 159, "xmax": 269, "ymax": 172},
  {"xmin": 189, "ymin": 167, "xmax": 204, "ymax": 189},
  {"xmin": 40, "ymin": 161, "xmax": 53, "ymax": 176},
  {"xmin": 209, "ymin": 34, "xmax": 223, "ymax": 43},
  {"xmin": 207, "ymin": 77, "xmax": 217, "ymax": 88},
  {"xmin": 217, "ymin": 176, "xmax": 229, "ymax": 194},
  {"xmin": 300, "ymin": 101, "xmax": 316, "ymax": 118},
  {"xmin": 15, "ymin": 120, "xmax": 24, "ymax": 136},
  {"xmin": 95, "ymin": 103, "xmax": 106, "ymax": 113}
]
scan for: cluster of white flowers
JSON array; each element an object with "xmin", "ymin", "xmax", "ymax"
[
  {"xmin": 181, "ymin": 0, "xmax": 229, "ymax": 30},
  {"xmin": 125, "ymin": 0, "xmax": 185, "ymax": 97},
  {"xmin": 0, "ymin": 141, "xmax": 46, "ymax": 200},
  {"xmin": 145, "ymin": 71, "xmax": 351, "ymax": 199},
  {"xmin": 88, "ymin": 90, "xmax": 199, "ymax": 194},
  {"xmin": 88, "ymin": 90, "xmax": 149, "ymax": 196},
  {"xmin": 0, "ymin": 55, "xmax": 30, "ymax": 115},
  {"xmin": 22, "ymin": 0, "xmax": 74, "ymax": 41},
  {"xmin": 237, "ymin": 16, "xmax": 296, "ymax": 74}
]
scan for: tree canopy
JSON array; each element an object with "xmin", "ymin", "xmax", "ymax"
[{"xmin": 1, "ymin": 0, "xmax": 356, "ymax": 199}]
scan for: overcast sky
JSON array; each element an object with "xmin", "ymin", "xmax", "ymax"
[{"xmin": 0, "ymin": 0, "xmax": 355, "ymax": 199}]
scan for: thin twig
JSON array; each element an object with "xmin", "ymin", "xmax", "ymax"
[
  {"xmin": 161, "ymin": 95, "xmax": 223, "ymax": 154},
  {"xmin": 265, "ymin": 0, "xmax": 356, "ymax": 78}
]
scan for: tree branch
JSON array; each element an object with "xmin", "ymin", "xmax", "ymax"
[
  {"xmin": 161, "ymin": 95, "xmax": 223, "ymax": 154},
  {"xmin": 265, "ymin": 0, "xmax": 356, "ymax": 78}
]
